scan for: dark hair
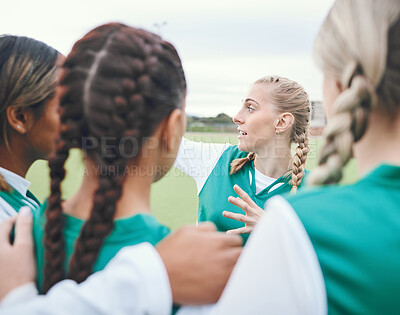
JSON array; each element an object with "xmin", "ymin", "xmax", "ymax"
[
  {"xmin": 0, "ymin": 35, "xmax": 59, "ymax": 191},
  {"xmin": 42, "ymin": 23, "xmax": 186, "ymax": 292}
]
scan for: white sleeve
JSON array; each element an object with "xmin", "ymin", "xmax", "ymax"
[
  {"xmin": 177, "ymin": 196, "xmax": 327, "ymax": 315},
  {"xmin": 174, "ymin": 137, "xmax": 231, "ymax": 194},
  {"xmin": 0, "ymin": 243, "xmax": 172, "ymax": 315}
]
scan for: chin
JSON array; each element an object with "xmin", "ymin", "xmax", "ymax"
[{"xmin": 237, "ymin": 141, "xmax": 249, "ymax": 153}]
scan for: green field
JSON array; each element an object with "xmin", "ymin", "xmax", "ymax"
[{"xmin": 26, "ymin": 133, "xmax": 358, "ymax": 231}]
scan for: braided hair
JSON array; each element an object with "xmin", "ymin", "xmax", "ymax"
[
  {"xmin": 42, "ymin": 23, "xmax": 186, "ymax": 292},
  {"xmin": 230, "ymin": 76, "xmax": 311, "ymax": 193},
  {"xmin": 308, "ymin": 0, "xmax": 400, "ymax": 185}
]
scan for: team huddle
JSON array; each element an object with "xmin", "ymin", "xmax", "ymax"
[{"xmin": 0, "ymin": 0, "xmax": 399, "ymax": 314}]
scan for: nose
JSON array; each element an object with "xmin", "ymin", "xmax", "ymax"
[{"xmin": 233, "ymin": 110, "xmax": 244, "ymax": 125}]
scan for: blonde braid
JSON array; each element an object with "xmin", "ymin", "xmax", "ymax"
[
  {"xmin": 289, "ymin": 132, "xmax": 310, "ymax": 192},
  {"xmin": 308, "ymin": 73, "xmax": 377, "ymax": 185},
  {"xmin": 230, "ymin": 152, "xmax": 255, "ymax": 175}
]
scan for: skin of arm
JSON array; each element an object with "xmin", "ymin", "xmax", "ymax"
[{"xmin": 0, "ymin": 212, "xmax": 242, "ymax": 311}]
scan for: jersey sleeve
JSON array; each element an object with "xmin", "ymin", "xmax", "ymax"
[
  {"xmin": 174, "ymin": 137, "xmax": 231, "ymax": 194},
  {"xmin": 0, "ymin": 243, "xmax": 172, "ymax": 315},
  {"xmin": 210, "ymin": 196, "xmax": 327, "ymax": 315}
]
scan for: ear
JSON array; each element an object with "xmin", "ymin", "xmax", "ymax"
[
  {"xmin": 275, "ymin": 112, "xmax": 295, "ymax": 134},
  {"xmin": 161, "ymin": 108, "xmax": 185, "ymax": 154},
  {"xmin": 6, "ymin": 107, "xmax": 33, "ymax": 135}
]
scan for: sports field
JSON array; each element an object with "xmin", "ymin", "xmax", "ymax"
[{"xmin": 26, "ymin": 132, "xmax": 358, "ymax": 231}]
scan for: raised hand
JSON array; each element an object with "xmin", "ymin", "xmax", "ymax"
[{"xmin": 223, "ymin": 184, "xmax": 265, "ymax": 235}]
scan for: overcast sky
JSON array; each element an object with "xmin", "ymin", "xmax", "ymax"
[{"xmin": 2, "ymin": 0, "xmax": 335, "ymax": 116}]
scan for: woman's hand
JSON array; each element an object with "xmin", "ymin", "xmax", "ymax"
[
  {"xmin": 223, "ymin": 184, "xmax": 265, "ymax": 235},
  {"xmin": 157, "ymin": 222, "xmax": 242, "ymax": 305},
  {"xmin": 0, "ymin": 207, "xmax": 36, "ymax": 301}
]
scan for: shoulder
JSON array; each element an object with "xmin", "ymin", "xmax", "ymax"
[
  {"xmin": 287, "ymin": 183, "xmax": 362, "ymax": 210},
  {"xmin": 284, "ymin": 183, "xmax": 365, "ymax": 229}
]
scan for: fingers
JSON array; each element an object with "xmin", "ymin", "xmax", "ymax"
[
  {"xmin": 233, "ymin": 185, "xmax": 257, "ymax": 207},
  {"xmin": 226, "ymin": 226, "xmax": 251, "ymax": 235},
  {"xmin": 0, "ymin": 216, "xmax": 17, "ymax": 245},
  {"xmin": 227, "ymin": 196, "xmax": 249, "ymax": 213},
  {"xmin": 14, "ymin": 207, "xmax": 33, "ymax": 248},
  {"xmin": 222, "ymin": 211, "xmax": 246, "ymax": 222}
]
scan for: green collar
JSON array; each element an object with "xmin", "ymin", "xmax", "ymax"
[{"xmin": 360, "ymin": 163, "xmax": 400, "ymax": 187}]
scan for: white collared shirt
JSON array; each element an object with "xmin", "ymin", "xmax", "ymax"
[{"xmin": 0, "ymin": 167, "xmax": 39, "ymax": 223}]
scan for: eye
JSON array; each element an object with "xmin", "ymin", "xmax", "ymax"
[{"xmin": 247, "ymin": 105, "xmax": 255, "ymax": 112}]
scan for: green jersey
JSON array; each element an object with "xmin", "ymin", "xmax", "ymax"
[
  {"xmin": 33, "ymin": 202, "xmax": 170, "ymax": 292},
  {"xmin": 287, "ymin": 164, "xmax": 400, "ymax": 314},
  {"xmin": 199, "ymin": 145, "xmax": 306, "ymax": 243},
  {"xmin": 0, "ymin": 184, "xmax": 40, "ymax": 212}
]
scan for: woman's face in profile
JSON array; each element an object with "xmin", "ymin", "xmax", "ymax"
[{"xmin": 26, "ymin": 55, "xmax": 65, "ymax": 160}]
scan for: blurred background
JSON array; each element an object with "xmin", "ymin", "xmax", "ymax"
[{"xmin": 3, "ymin": 0, "xmax": 356, "ymax": 230}]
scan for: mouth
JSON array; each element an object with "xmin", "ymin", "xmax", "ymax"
[{"xmin": 238, "ymin": 130, "xmax": 247, "ymax": 136}]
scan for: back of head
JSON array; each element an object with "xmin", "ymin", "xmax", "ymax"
[
  {"xmin": 309, "ymin": 0, "xmax": 400, "ymax": 185},
  {"xmin": 43, "ymin": 23, "xmax": 186, "ymax": 292},
  {"xmin": 0, "ymin": 35, "xmax": 58, "ymax": 191}
]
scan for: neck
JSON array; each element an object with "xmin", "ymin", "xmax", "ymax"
[
  {"xmin": 254, "ymin": 138, "xmax": 292, "ymax": 178},
  {"xmin": 63, "ymin": 157, "xmax": 153, "ymax": 220},
  {"xmin": 0, "ymin": 144, "xmax": 33, "ymax": 178},
  {"xmin": 353, "ymin": 110, "xmax": 400, "ymax": 176}
]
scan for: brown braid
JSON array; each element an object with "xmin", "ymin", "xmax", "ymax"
[{"xmin": 42, "ymin": 23, "xmax": 186, "ymax": 290}]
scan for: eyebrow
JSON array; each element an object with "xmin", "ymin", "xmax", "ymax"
[{"xmin": 244, "ymin": 98, "xmax": 260, "ymax": 106}]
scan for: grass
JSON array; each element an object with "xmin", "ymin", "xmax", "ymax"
[{"xmin": 26, "ymin": 132, "xmax": 358, "ymax": 231}]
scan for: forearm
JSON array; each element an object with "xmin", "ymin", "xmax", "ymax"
[{"xmin": 1, "ymin": 243, "xmax": 172, "ymax": 315}]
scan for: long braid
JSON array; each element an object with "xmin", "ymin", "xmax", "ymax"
[
  {"xmin": 308, "ymin": 71, "xmax": 377, "ymax": 185},
  {"xmin": 289, "ymin": 132, "xmax": 310, "ymax": 192},
  {"xmin": 42, "ymin": 81, "xmax": 86, "ymax": 293},
  {"xmin": 310, "ymin": 0, "xmax": 400, "ymax": 186},
  {"xmin": 42, "ymin": 138, "xmax": 69, "ymax": 293},
  {"xmin": 43, "ymin": 23, "xmax": 186, "ymax": 289}
]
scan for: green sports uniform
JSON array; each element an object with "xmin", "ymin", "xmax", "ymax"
[
  {"xmin": 287, "ymin": 164, "xmax": 400, "ymax": 314},
  {"xmin": 0, "ymin": 184, "xmax": 41, "ymax": 212},
  {"xmin": 199, "ymin": 145, "xmax": 307, "ymax": 243},
  {"xmin": 33, "ymin": 202, "xmax": 170, "ymax": 292}
]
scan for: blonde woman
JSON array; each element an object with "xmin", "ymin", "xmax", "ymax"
[
  {"xmin": 175, "ymin": 76, "xmax": 311, "ymax": 242},
  {"xmin": 206, "ymin": 0, "xmax": 400, "ymax": 313}
]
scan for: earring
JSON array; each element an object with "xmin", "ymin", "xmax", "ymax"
[{"xmin": 275, "ymin": 130, "xmax": 280, "ymax": 135}]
